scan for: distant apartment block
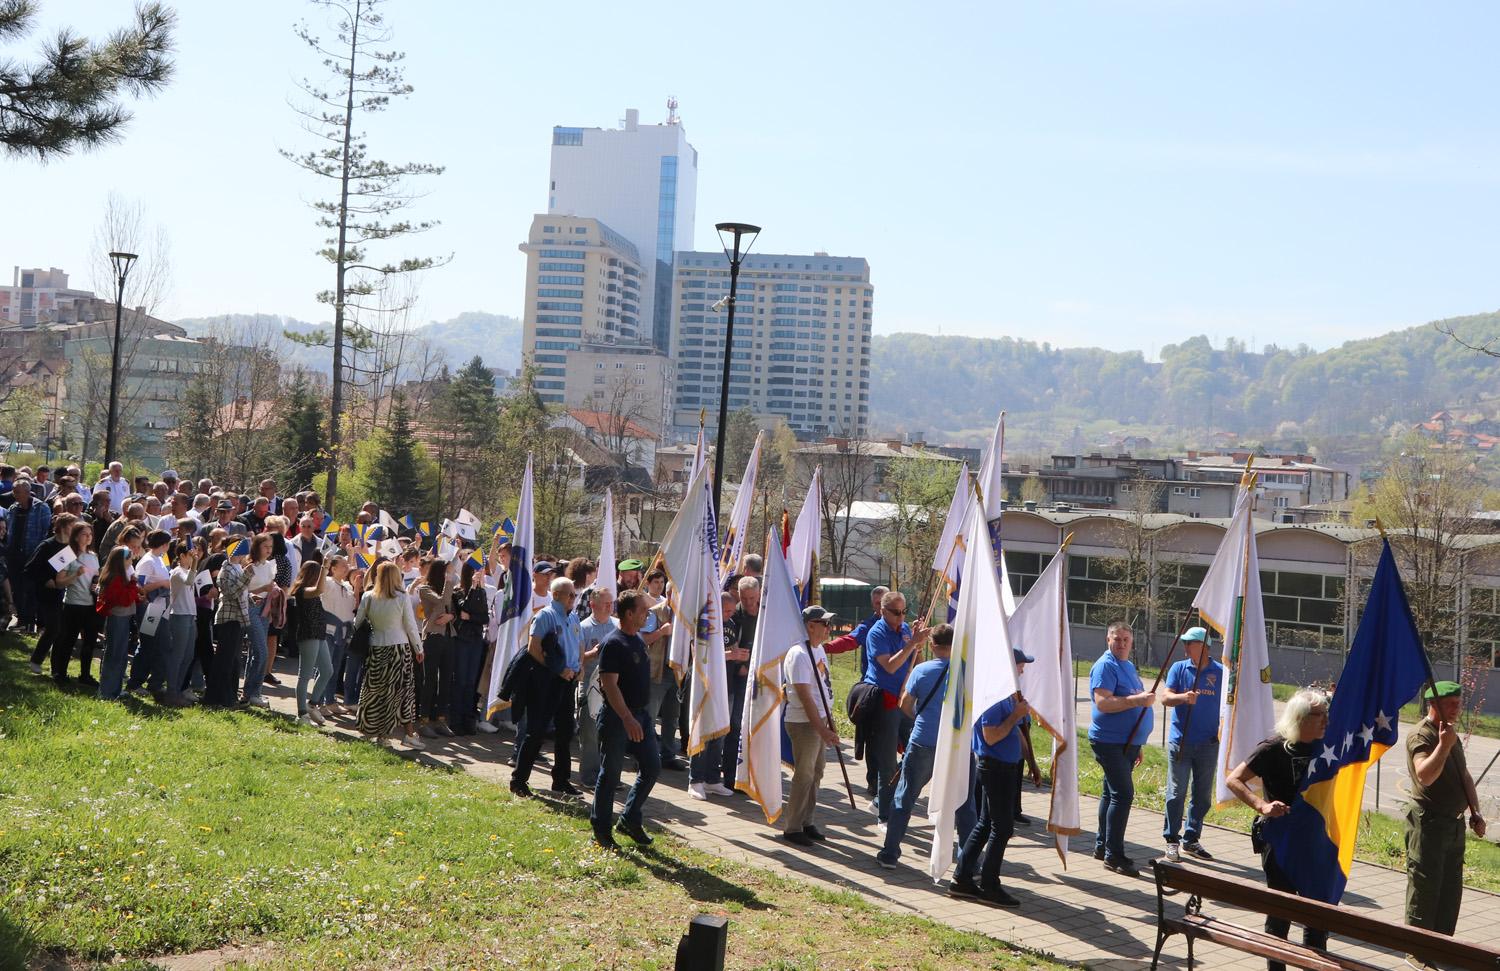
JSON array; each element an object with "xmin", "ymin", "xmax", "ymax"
[
  {"xmin": 670, "ymin": 251, "xmax": 873, "ymax": 440},
  {"xmin": 0, "ymin": 267, "xmax": 104, "ymax": 327},
  {"xmin": 547, "ymin": 106, "xmax": 698, "ymax": 352}
]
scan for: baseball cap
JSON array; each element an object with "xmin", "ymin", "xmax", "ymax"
[
  {"xmin": 1012, "ymin": 647, "xmax": 1035, "ymax": 664},
  {"xmin": 802, "ymin": 605, "xmax": 837, "ymax": 624},
  {"xmin": 1182, "ymin": 626, "xmax": 1209, "ymax": 643},
  {"xmin": 534, "ymin": 561, "xmax": 557, "ymax": 576},
  {"xmin": 162, "ymin": 469, "xmax": 179, "ymax": 481}
]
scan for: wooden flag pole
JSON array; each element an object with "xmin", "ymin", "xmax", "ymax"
[
  {"xmin": 1126, "ymin": 611, "xmax": 1199, "ymax": 746},
  {"xmin": 813, "ymin": 658, "xmax": 858, "ymax": 812}
]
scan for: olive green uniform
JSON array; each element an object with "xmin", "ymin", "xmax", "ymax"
[{"xmin": 1404, "ymin": 717, "xmax": 1470, "ymax": 935}]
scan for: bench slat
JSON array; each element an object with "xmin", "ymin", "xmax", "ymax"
[{"xmin": 1170, "ymin": 915, "xmax": 1385, "ymax": 971}]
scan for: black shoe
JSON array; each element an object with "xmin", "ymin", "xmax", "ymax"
[
  {"xmin": 550, "ymin": 782, "xmax": 583, "ymax": 797},
  {"xmin": 77, "ymin": 674, "xmax": 99, "ymax": 687},
  {"xmin": 948, "ymin": 878, "xmax": 981, "ymax": 899},
  {"xmin": 506, "ymin": 754, "xmax": 518, "ymax": 768},
  {"xmin": 1182, "ymin": 842, "xmax": 1214, "ymax": 861},
  {"xmin": 802, "ymin": 825, "xmax": 827, "ymax": 842},
  {"xmin": 1014, "ymin": 814, "xmax": 1032, "ymax": 827},
  {"xmin": 509, "ymin": 780, "xmax": 533, "ymax": 799},
  {"xmin": 616, "ymin": 819, "xmax": 653, "ymax": 846},
  {"xmin": 662, "ymin": 756, "xmax": 688, "ymax": 772},
  {"xmin": 593, "ymin": 832, "xmax": 619, "ymax": 851},
  {"xmin": 264, "ymin": 674, "xmax": 280, "ymax": 686},
  {"xmin": 782, "ymin": 830, "xmax": 815, "ymax": 848},
  {"xmin": 982, "ymin": 885, "xmax": 1021, "ymax": 907},
  {"xmin": 52, "ymin": 675, "xmax": 70, "ymax": 687},
  {"xmin": 1103, "ymin": 856, "xmax": 1140, "ymax": 878},
  {"xmin": 1093, "ymin": 845, "xmax": 1106, "ymax": 861}
]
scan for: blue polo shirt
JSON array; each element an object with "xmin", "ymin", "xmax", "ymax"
[
  {"xmin": 852, "ymin": 611, "xmax": 879, "ymax": 678},
  {"xmin": 1165, "ymin": 657, "xmax": 1223, "ymax": 746},
  {"xmin": 861, "ymin": 617, "xmax": 910, "ymax": 696},
  {"xmin": 904, "ymin": 659, "xmax": 948, "ymax": 748},
  {"xmin": 1089, "ymin": 651, "xmax": 1152, "ymax": 745},
  {"xmin": 531, "ymin": 599, "xmax": 582, "ymax": 671},
  {"xmin": 974, "ymin": 697, "xmax": 1023, "ymax": 762}
]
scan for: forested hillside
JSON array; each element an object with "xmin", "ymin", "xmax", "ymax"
[{"xmin": 870, "ymin": 311, "xmax": 1500, "ymax": 449}]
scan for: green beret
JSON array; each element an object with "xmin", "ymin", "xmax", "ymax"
[
  {"xmin": 617, "ymin": 558, "xmax": 644, "ymax": 572},
  {"xmin": 1424, "ymin": 680, "xmax": 1462, "ymax": 701}
]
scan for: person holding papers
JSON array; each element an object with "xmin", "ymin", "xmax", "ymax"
[
  {"xmin": 166, "ymin": 541, "xmax": 201, "ymax": 705},
  {"xmin": 781, "ymin": 606, "xmax": 840, "ymax": 848},
  {"xmin": 48, "ymin": 522, "xmax": 98, "ymax": 685},
  {"xmin": 26, "ymin": 511, "xmax": 76, "ymax": 675}
]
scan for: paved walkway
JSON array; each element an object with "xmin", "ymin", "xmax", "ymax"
[{"xmin": 254, "ymin": 661, "xmax": 1500, "ymax": 970}]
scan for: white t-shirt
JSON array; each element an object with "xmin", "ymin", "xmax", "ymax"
[
  {"xmin": 137, "ymin": 551, "xmax": 171, "ymax": 597},
  {"xmin": 321, "ymin": 577, "xmax": 357, "ymax": 624},
  {"xmin": 169, "ymin": 565, "xmax": 198, "ymax": 616},
  {"xmin": 782, "ymin": 642, "xmax": 831, "ymax": 723}
]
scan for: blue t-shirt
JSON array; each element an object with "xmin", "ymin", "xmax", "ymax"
[
  {"xmin": 1165, "ymin": 657, "xmax": 1223, "ymax": 746},
  {"xmin": 852, "ymin": 611, "xmax": 879, "ymax": 678},
  {"xmin": 531, "ymin": 600, "xmax": 583, "ymax": 671},
  {"xmin": 974, "ymin": 697, "xmax": 1023, "ymax": 762},
  {"xmin": 861, "ymin": 617, "xmax": 911, "ymax": 695},
  {"xmin": 903, "ymin": 659, "xmax": 948, "ymax": 748},
  {"xmin": 1089, "ymin": 651, "xmax": 1152, "ymax": 745}
]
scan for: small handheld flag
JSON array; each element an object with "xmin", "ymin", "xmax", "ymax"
[{"xmin": 228, "ymin": 539, "xmax": 249, "ymax": 557}]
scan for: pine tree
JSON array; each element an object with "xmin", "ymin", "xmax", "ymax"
[
  {"xmin": 169, "ymin": 373, "xmax": 218, "ymax": 480},
  {"xmin": 277, "ymin": 373, "xmax": 326, "ymax": 491},
  {"xmin": 0, "ymin": 2, "xmax": 176, "ymax": 159},
  {"xmin": 368, "ymin": 394, "xmax": 430, "ymax": 516}
]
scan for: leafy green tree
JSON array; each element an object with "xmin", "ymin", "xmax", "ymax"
[
  {"xmin": 0, "ymin": 1, "xmax": 175, "ymax": 159},
  {"xmin": 277, "ymin": 373, "xmax": 326, "ymax": 491},
  {"xmin": 167, "ymin": 372, "xmax": 218, "ymax": 479},
  {"xmin": 721, "ymin": 408, "xmax": 760, "ymax": 479},
  {"xmin": 431, "ymin": 356, "xmax": 499, "ymax": 516}
]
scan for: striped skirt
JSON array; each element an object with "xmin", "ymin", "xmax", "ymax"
[{"xmin": 357, "ymin": 642, "xmax": 417, "ymax": 737}]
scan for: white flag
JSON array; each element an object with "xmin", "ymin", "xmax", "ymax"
[
  {"xmin": 719, "ymin": 432, "xmax": 762, "ymax": 581},
  {"xmin": 787, "ymin": 466, "xmax": 821, "ymax": 603},
  {"xmin": 928, "ymin": 508, "xmax": 1016, "ymax": 882},
  {"xmin": 1011, "ymin": 544, "xmax": 1080, "ymax": 865},
  {"xmin": 597, "ymin": 489, "xmax": 618, "ymax": 601},
  {"xmin": 1193, "ymin": 477, "xmax": 1276, "ymax": 806},
  {"xmin": 378, "ymin": 509, "xmax": 400, "ymax": 537},
  {"xmin": 485, "ymin": 455, "xmax": 534, "ymax": 717},
  {"xmin": 736, "ymin": 527, "xmax": 805, "ymax": 822},
  {"xmin": 930, "ymin": 461, "xmax": 970, "ymax": 586},
  {"xmin": 658, "ymin": 461, "xmax": 731, "ymax": 752},
  {"xmin": 947, "ymin": 415, "xmax": 1015, "ymax": 620}
]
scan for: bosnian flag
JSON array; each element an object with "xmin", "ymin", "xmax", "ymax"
[{"xmin": 485, "ymin": 455, "xmax": 534, "ymax": 717}]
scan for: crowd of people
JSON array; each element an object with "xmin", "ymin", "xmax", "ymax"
[{"xmin": 0, "ymin": 460, "xmax": 1487, "ymax": 964}]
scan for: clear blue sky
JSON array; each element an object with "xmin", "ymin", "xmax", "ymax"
[{"xmin": 8, "ymin": 0, "xmax": 1500, "ymax": 354}]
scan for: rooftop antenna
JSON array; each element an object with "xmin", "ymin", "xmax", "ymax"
[{"xmin": 666, "ymin": 96, "xmax": 679, "ymax": 125}]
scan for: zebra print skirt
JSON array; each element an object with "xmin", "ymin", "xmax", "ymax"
[{"xmin": 357, "ymin": 642, "xmax": 417, "ymax": 737}]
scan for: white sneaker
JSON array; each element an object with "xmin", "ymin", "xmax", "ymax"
[
  {"xmin": 477, "ymin": 722, "xmax": 500, "ymax": 734},
  {"xmin": 308, "ymin": 708, "xmax": 327, "ymax": 726},
  {"xmin": 249, "ymin": 696, "xmax": 270, "ymax": 709},
  {"xmin": 866, "ymin": 799, "xmax": 879, "ymax": 815},
  {"xmin": 709, "ymin": 783, "xmax": 735, "ymax": 797},
  {"xmin": 298, "ymin": 714, "xmax": 314, "ymax": 726},
  {"xmin": 404, "ymin": 734, "xmax": 426, "ymax": 751},
  {"xmin": 1164, "ymin": 842, "xmax": 1181, "ymax": 863},
  {"xmin": 688, "ymin": 782, "xmax": 708, "ymax": 800},
  {"xmin": 27, "ymin": 661, "xmax": 42, "ymax": 675}
]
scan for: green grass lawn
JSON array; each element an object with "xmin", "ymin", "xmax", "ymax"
[
  {"xmin": 0, "ymin": 634, "xmax": 1065, "ymax": 971},
  {"xmin": 826, "ymin": 651, "xmax": 1500, "ymax": 893}
]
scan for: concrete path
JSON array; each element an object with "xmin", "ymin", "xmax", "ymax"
[{"xmin": 256, "ymin": 659, "xmax": 1500, "ymax": 969}]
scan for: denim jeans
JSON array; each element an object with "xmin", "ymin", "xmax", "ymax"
[
  {"xmin": 243, "ymin": 606, "xmax": 269, "ymax": 701},
  {"xmin": 1091, "ymin": 740, "xmax": 1140, "ymax": 861},
  {"xmin": 319, "ymin": 619, "xmax": 349, "ymax": 706},
  {"xmin": 1163, "ymin": 739, "xmax": 1218, "ymax": 845},
  {"xmin": 878, "ymin": 741, "xmax": 936, "ymax": 863},
  {"xmin": 449, "ymin": 631, "xmax": 483, "ymax": 731},
  {"xmin": 98, "ymin": 612, "xmax": 134, "ymax": 701},
  {"xmin": 169, "ymin": 614, "xmax": 197, "ymax": 695},
  {"xmin": 719, "ymin": 674, "xmax": 748, "ymax": 788},
  {"xmin": 649, "ymin": 679, "xmax": 679, "ymax": 759},
  {"xmin": 955, "ymin": 756, "xmax": 1019, "ymax": 889},
  {"xmin": 342, "ymin": 645, "xmax": 365, "ymax": 706},
  {"xmin": 296, "ymin": 638, "xmax": 333, "ymax": 715},
  {"xmin": 690, "ymin": 736, "xmax": 725, "ymax": 785},
  {"xmin": 592, "ymin": 706, "xmax": 661, "ymax": 839},
  {"xmin": 868, "ymin": 704, "xmax": 902, "ymax": 822}
]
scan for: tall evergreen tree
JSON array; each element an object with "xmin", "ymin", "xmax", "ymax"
[
  {"xmin": 277, "ymin": 373, "xmax": 326, "ymax": 491},
  {"xmin": 368, "ymin": 394, "xmax": 430, "ymax": 516},
  {"xmin": 431, "ymin": 355, "xmax": 499, "ymax": 515},
  {"xmin": 169, "ymin": 373, "xmax": 218, "ymax": 480}
]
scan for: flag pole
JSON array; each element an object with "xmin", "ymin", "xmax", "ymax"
[
  {"xmin": 812, "ymin": 659, "xmax": 858, "ymax": 811},
  {"xmin": 1127, "ymin": 610, "xmax": 1198, "ymax": 746}
]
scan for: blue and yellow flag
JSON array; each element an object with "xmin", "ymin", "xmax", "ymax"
[
  {"xmin": 468, "ymin": 547, "xmax": 485, "ymax": 568},
  {"xmin": 351, "ymin": 549, "xmax": 375, "ymax": 570},
  {"xmin": 1264, "ymin": 540, "xmax": 1430, "ymax": 903}
]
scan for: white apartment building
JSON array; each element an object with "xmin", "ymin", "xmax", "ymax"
[
  {"xmin": 669, "ymin": 251, "xmax": 873, "ymax": 439},
  {"xmin": 547, "ymin": 106, "xmax": 698, "ymax": 353}
]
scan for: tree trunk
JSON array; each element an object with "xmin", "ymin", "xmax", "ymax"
[{"xmin": 325, "ymin": 0, "xmax": 362, "ymax": 509}]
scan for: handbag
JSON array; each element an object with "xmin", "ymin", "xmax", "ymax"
[{"xmin": 347, "ymin": 618, "xmax": 372, "ymax": 659}]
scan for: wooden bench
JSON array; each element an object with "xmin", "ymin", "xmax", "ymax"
[{"xmin": 1151, "ymin": 860, "xmax": 1500, "ymax": 970}]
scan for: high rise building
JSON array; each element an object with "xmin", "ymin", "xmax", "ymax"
[
  {"xmin": 669, "ymin": 251, "xmax": 873, "ymax": 440},
  {"xmin": 518, "ymin": 214, "xmax": 672, "ymax": 434},
  {"xmin": 547, "ymin": 105, "xmax": 698, "ymax": 352}
]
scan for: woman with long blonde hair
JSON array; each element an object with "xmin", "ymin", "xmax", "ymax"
[{"xmin": 354, "ymin": 560, "xmax": 425, "ymax": 748}]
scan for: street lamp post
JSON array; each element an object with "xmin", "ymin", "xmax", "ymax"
[
  {"xmin": 711, "ymin": 222, "xmax": 760, "ymax": 520},
  {"xmin": 103, "ymin": 250, "xmax": 138, "ymax": 465}
]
